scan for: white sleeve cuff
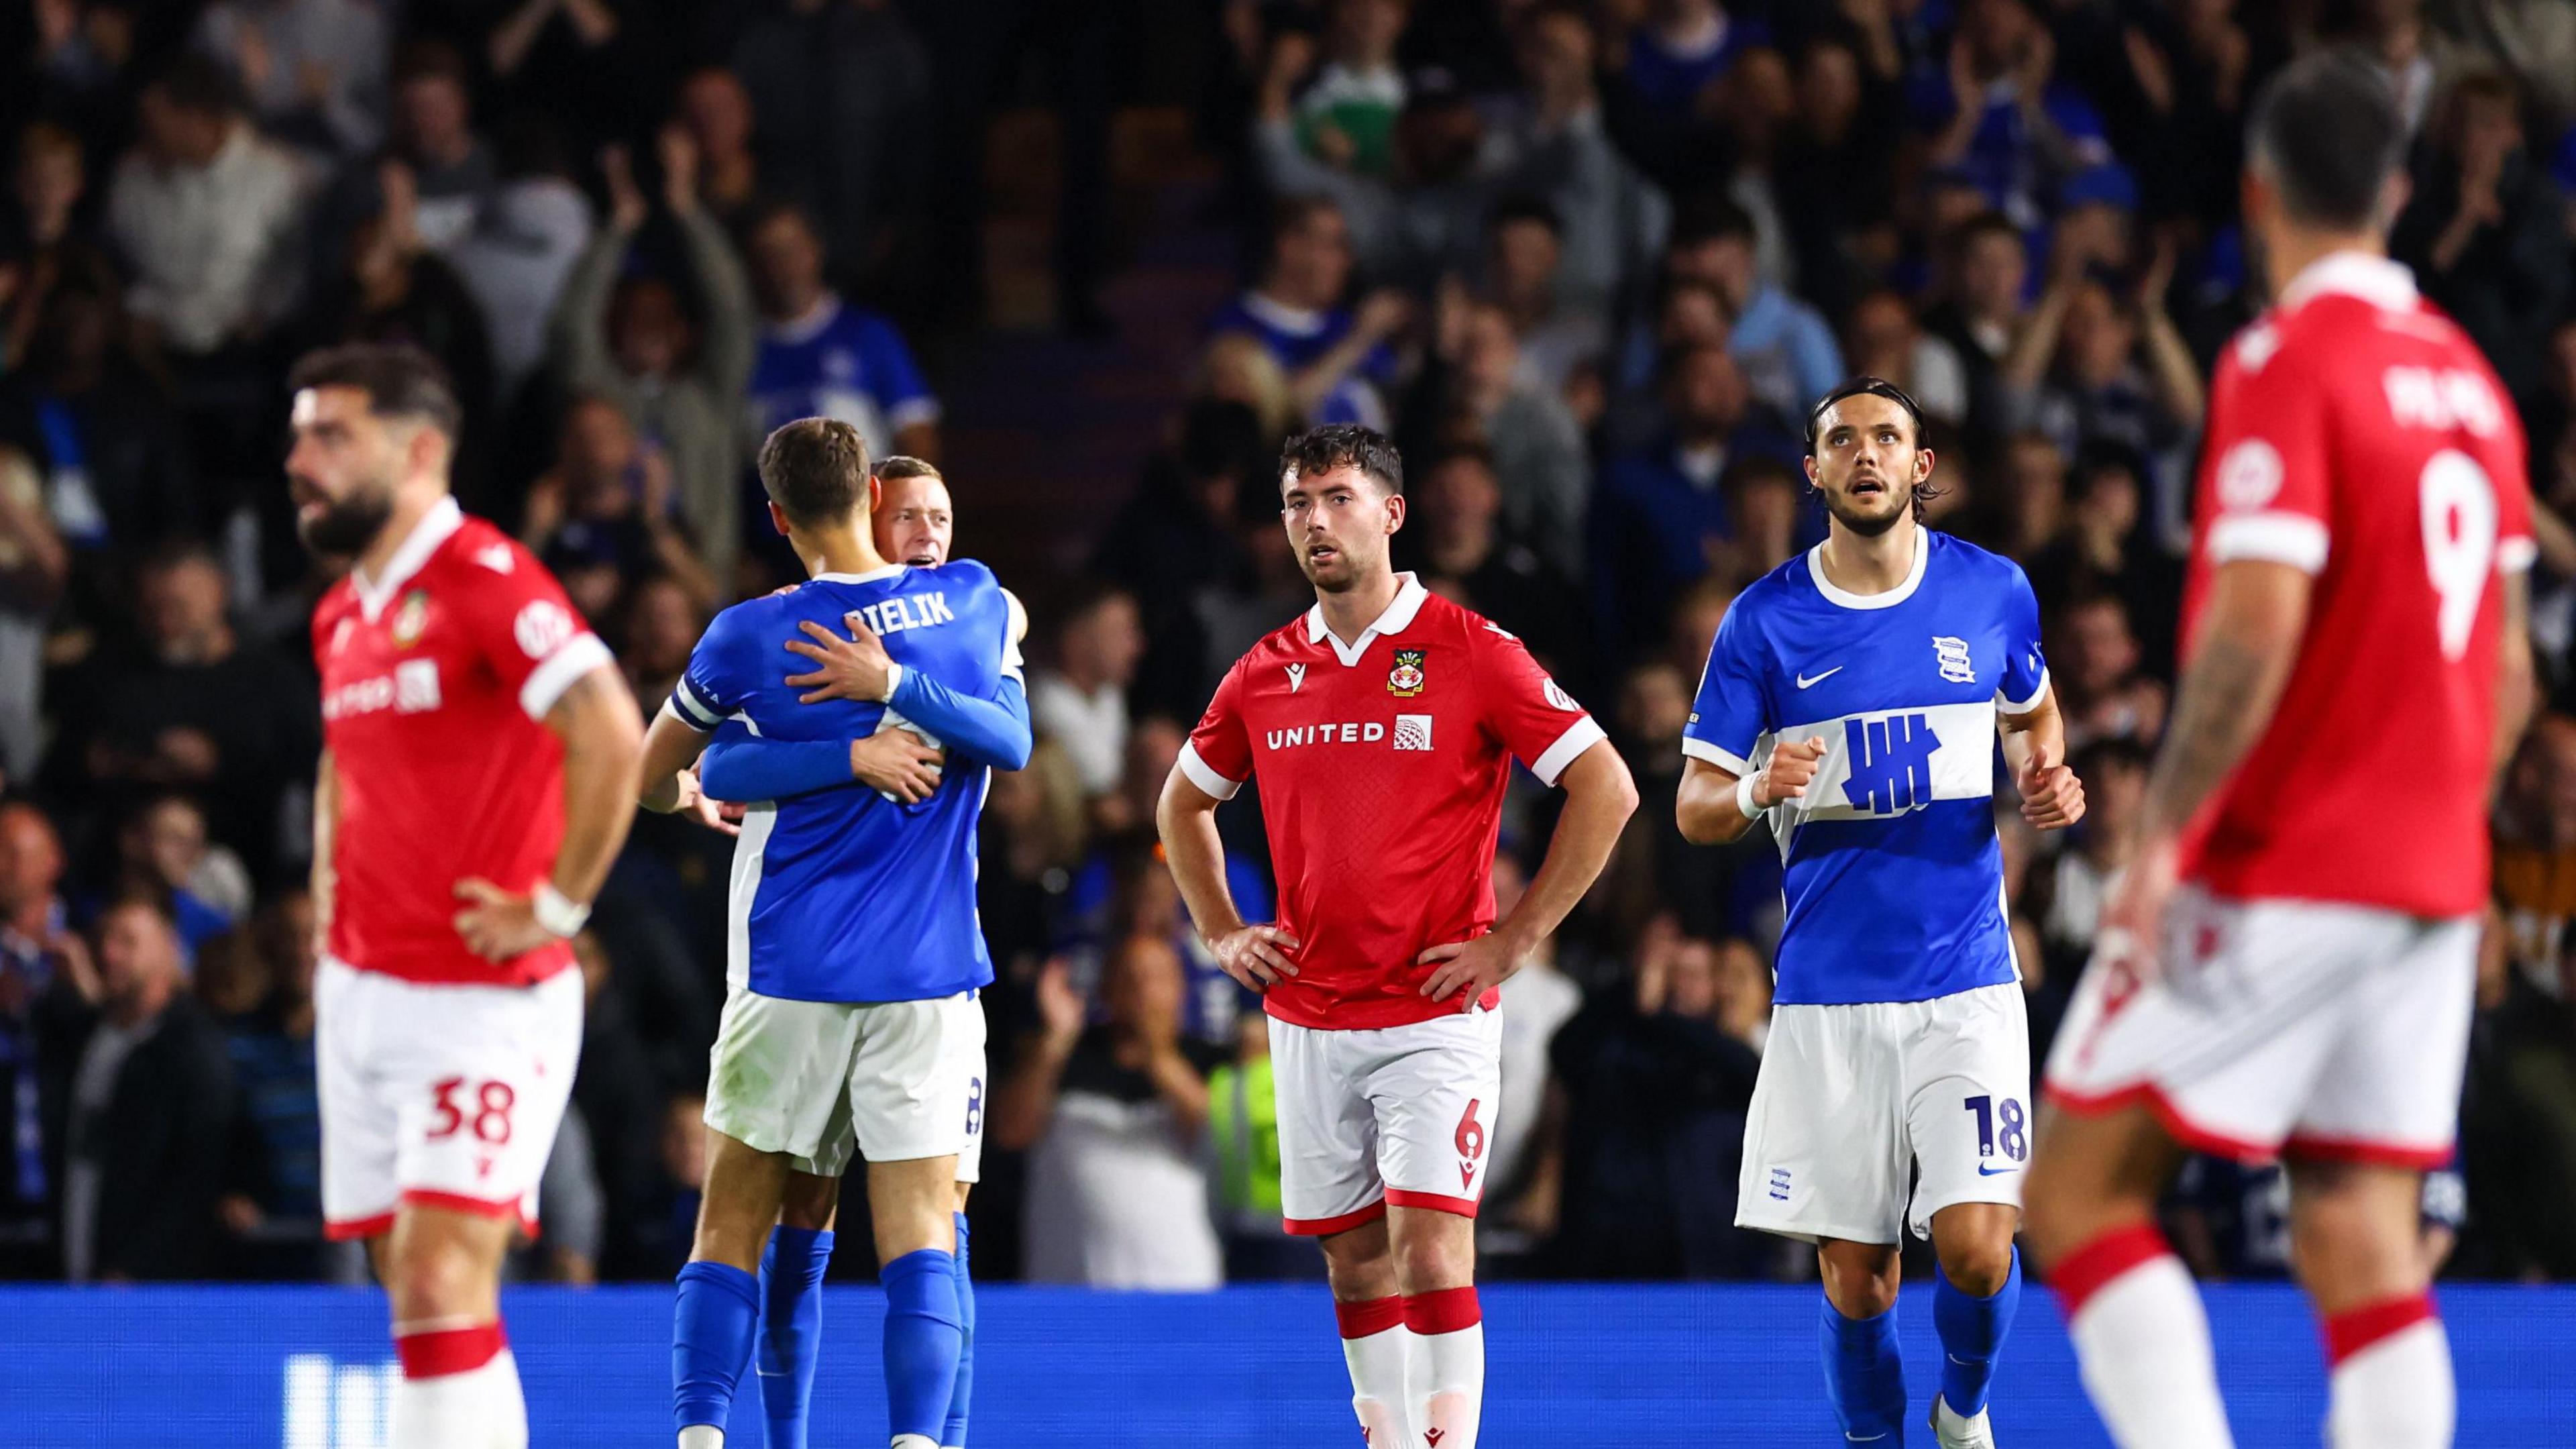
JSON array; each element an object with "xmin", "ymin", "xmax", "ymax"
[
  {"xmin": 2501, "ymin": 537, "xmax": 2538, "ymax": 574},
  {"xmin": 1528, "ymin": 716, "xmax": 1608, "ymax": 787},
  {"xmin": 520, "ymin": 633, "xmax": 614, "ymax": 720},
  {"xmin": 1176, "ymin": 741, "xmax": 1244, "ymax": 802},
  {"xmin": 1680, "ymin": 736, "xmax": 1754, "ymax": 777},
  {"xmin": 2206, "ymin": 511, "xmax": 2329, "ymax": 573},
  {"xmin": 1998, "ymin": 667, "xmax": 2051, "ymax": 716}
]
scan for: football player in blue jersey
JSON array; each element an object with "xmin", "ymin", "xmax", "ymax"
[
  {"xmin": 637, "ymin": 421, "xmax": 1030, "ymax": 1449},
  {"xmin": 696, "ymin": 455, "xmax": 1008, "ymax": 1449},
  {"xmin": 1674, "ymin": 379, "xmax": 2086, "ymax": 1448}
]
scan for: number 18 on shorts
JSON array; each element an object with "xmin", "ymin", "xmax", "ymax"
[{"xmin": 1736, "ymin": 983, "xmax": 2032, "ymax": 1244}]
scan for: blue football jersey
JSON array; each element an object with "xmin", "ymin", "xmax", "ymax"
[
  {"xmin": 670, "ymin": 561, "xmax": 1016, "ymax": 1003},
  {"xmin": 1682, "ymin": 531, "xmax": 2047, "ymax": 1005}
]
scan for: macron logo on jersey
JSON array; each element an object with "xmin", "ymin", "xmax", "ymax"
[
  {"xmin": 1842, "ymin": 712, "xmax": 1937, "ymax": 814},
  {"xmin": 849, "ymin": 592, "xmax": 957, "ymax": 638}
]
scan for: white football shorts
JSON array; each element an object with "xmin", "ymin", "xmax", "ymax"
[
  {"xmin": 702, "ymin": 986, "xmax": 985, "ymax": 1178},
  {"xmin": 1271, "ymin": 1005, "xmax": 1503, "ymax": 1234},
  {"xmin": 2045, "ymin": 888, "xmax": 2475, "ymax": 1167},
  {"xmin": 317, "ymin": 957, "xmax": 584, "ymax": 1240},
  {"xmin": 1737, "ymin": 981, "xmax": 2031, "ymax": 1244}
]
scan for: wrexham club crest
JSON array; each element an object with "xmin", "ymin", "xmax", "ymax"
[{"xmin": 1387, "ymin": 649, "xmax": 1426, "ymax": 697}]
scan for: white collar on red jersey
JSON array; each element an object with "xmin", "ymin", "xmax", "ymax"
[
  {"xmin": 353, "ymin": 494, "xmax": 465, "ymax": 623},
  {"xmin": 2278, "ymin": 250, "xmax": 2419, "ymax": 315},
  {"xmin": 1304, "ymin": 571, "xmax": 1429, "ymax": 667}
]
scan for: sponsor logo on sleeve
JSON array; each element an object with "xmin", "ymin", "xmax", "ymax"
[{"xmin": 513, "ymin": 600, "xmax": 576, "ymax": 659}]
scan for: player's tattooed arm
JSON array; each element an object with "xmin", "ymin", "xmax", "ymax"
[
  {"xmin": 2103, "ymin": 559, "xmax": 2311, "ymax": 957},
  {"xmin": 455, "ymin": 664, "xmax": 646, "ymax": 961},
  {"xmin": 2492, "ymin": 568, "xmax": 2534, "ymax": 802},
  {"xmin": 2139, "ymin": 561, "xmax": 2312, "ymax": 839}
]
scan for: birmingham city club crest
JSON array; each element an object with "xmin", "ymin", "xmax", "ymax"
[{"xmin": 1387, "ymin": 649, "xmax": 1426, "ymax": 696}]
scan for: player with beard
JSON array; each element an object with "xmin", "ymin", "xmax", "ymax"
[
  {"xmin": 1675, "ymin": 379, "xmax": 2084, "ymax": 1448},
  {"xmin": 292, "ymin": 343, "xmax": 645, "ymax": 1448},
  {"xmin": 1158, "ymin": 425, "xmax": 1636, "ymax": 1449}
]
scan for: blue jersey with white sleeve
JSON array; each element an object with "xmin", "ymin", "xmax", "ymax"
[
  {"xmin": 1682, "ymin": 531, "xmax": 2047, "ymax": 1005},
  {"xmin": 669, "ymin": 560, "xmax": 1019, "ymax": 1004}
]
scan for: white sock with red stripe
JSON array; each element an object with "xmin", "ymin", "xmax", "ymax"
[
  {"xmin": 1335, "ymin": 1295, "xmax": 1415, "ymax": 1448},
  {"xmin": 392, "ymin": 1320, "xmax": 525, "ymax": 1449},
  {"xmin": 2052, "ymin": 1224, "xmax": 2235, "ymax": 1449},
  {"xmin": 2324, "ymin": 1293, "xmax": 2452, "ymax": 1448},
  {"xmin": 1403, "ymin": 1287, "xmax": 1483, "ymax": 1449}
]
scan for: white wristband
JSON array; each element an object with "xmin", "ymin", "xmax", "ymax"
[
  {"xmin": 877, "ymin": 661, "xmax": 904, "ymax": 704},
  {"xmin": 1736, "ymin": 771, "xmax": 1768, "ymax": 820},
  {"xmin": 532, "ymin": 882, "xmax": 591, "ymax": 938}
]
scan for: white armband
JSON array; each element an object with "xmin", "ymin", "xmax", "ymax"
[
  {"xmin": 533, "ymin": 882, "xmax": 591, "ymax": 938},
  {"xmin": 1736, "ymin": 771, "xmax": 1768, "ymax": 820},
  {"xmin": 878, "ymin": 662, "xmax": 904, "ymax": 704}
]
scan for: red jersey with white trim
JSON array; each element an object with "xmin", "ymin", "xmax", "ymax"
[
  {"xmin": 1180, "ymin": 574, "xmax": 1607, "ymax": 1030},
  {"xmin": 2180, "ymin": 252, "xmax": 2532, "ymax": 916},
  {"xmin": 312, "ymin": 497, "xmax": 614, "ymax": 986}
]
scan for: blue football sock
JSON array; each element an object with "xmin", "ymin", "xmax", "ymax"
[
  {"xmin": 1933, "ymin": 1250, "xmax": 2021, "ymax": 1418},
  {"xmin": 673, "ymin": 1260, "xmax": 761, "ymax": 1436},
  {"xmin": 943, "ymin": 1212, "xmax": 975, "ymax": 1448},
  {"xmin": 1821, "ymin": 1294, "xmax": 1909, "ymax": 1444},
  {"xmin": 756, "ymin": 1225, "xmax": 837, "ymax": 1449},
  {"xmin": 881, "ymin": 1247, "xmax": 963, "ymax": 1444}
]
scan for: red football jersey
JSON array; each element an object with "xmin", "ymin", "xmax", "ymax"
[
  {"xmin": 1180, "ymin": 575, "xmax": 1607, "ymax": 1030},
  {"xmin": 312, "ymin": 497, "xmax": 613, "ymax": 985},
  {"xmin": 2180, "ymin": 252, "xmax": 2533, "ymax": 916}
]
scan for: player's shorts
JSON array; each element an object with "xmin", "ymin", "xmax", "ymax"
[
  {"xmin": 1737, "ymin": 982, "xmax": 2031, "ymax": 1245},
  {"xmin": 2045, "ymin": 889, "xmax": 2475, "ymax": 1167},
  {"xmin": 1270, "ymin": 1005, "xmax": 1503, "ymax": 1234},
  {"xmin": 703, "ymin": 986, "xmax": 985, "ymax": 1179},
  {"xmin": 317, "ymin": 957, "xmax": 584, "ymax": 1240}
]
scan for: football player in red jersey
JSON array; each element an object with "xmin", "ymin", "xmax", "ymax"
[
  {"xmin": 292, "ymin": 344, "xmax": 644, "ymax": 1449},
  {"xmin": 2023, "ymin": 56, "xmax": 2536, "ymax": 1449},
  {"xmin": 1157, "ymin": 425, "xmax": 1635, "ymax": 1449}
]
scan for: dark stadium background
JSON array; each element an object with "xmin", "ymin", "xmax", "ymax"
[{"xmin": 2, "ymin": 0, "xmax": 2575, "ymax": 1441}]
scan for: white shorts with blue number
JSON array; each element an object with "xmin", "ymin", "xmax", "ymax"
[
  {"xmin": 703, "ymin": 986, "xmax": 986, "ymax": 1179},
  {"xmin": 1737, "ymin": 982, "xmax": 2031, "ymax": 1244}
]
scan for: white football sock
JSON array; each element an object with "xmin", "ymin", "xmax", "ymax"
[
  {"xmin": 2059, "ymin": 1229, "xmax": 2235, "ymax": 1449},
  {"xmin": 676, "ymin": 1426, "xmax": 722, "ymax": 1449},
  {"xmin": 392, "ymin": 1326, "xmax": 524, "ymax": 1449},
  {"xmin": 1405, "ymin": 1288, "xmax": 1484, "ymax": 1449},
  {"xmin": 1336, "ymin": 1295, "xmax": 1416, "ymax": 1447},
  {"xmin": 2328, "ymin": 1301, "xmax": 2453, "ymax": 1449}
]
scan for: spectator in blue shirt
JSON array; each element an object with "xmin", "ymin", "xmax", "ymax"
[
  {"xmin": 742, "ymin": 198, "xmax": 941, "ymax": 466},
  {"xmin": 1206, "ymin": 194, "xmax": 1409, "ymax": 429},
  {"xmin": 1611, "ymin": 0, "xmax": 1771, "ymax": 189},
  {"xmin": 1918, "ymin": 0, "xmax": 2114, "ymax": 233},
  {"xmin": 1683, "ymin": 198, "xmax": 1843, "ymax": 423},
  {"xmin": 1591, "ymin": 341, "xmax": 1796, "ymax": 653}
]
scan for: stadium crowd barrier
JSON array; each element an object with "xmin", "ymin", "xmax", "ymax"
[{"xmin": 3, "ymin": 1281, "xmax": 2569, "ymax": 1444}]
